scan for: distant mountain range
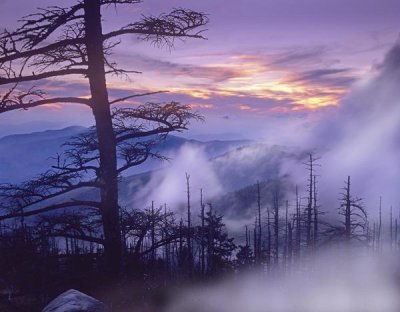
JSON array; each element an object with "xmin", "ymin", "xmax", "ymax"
[
  {"xmin": 0, "ymin": 126, "xmax": 87, "ymax": 183},
  {"xmin": 118, "ymin": 143, "xmax": 299, "ymax": 222},
  {"xmin": 0, "ymin": 126, "xmax": 251, "ymax": 183},
  {"xmin": 0, "ymin": 126, "xmax": 304, "ymax": 234}
]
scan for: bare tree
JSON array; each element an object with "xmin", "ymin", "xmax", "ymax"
[
  {"xmin": 339, "ymin": 176, "xmax": 368, "ymax": 244},
  {"xmin": 390, "ymin": 205, "xmax": 393, "ymax": 250},
  {"xmin": 304, "ymin": 153, "xmax": 319, "ymax": 249},
  {"xmin": 0, "ymin": 0, "xmax": 208, "ymax": 275},
  {"xmin": 185, "ymin": 173, "xmax": 192, "ymax": 268},
  {"xmin": 256, "ymin": 181, "xmax": 262, "ymax": 263},
  {"xmin": 200, "ymin": 189, "xmax": 205, "ymax": 276},
  {"xmin": 395, "ymin": 218, "xmax": 398, "ymax": 250},
  {"xmin": 378, "ymin": 196, "xmax": 382, "ymax": 251},
  {"xmin": 121, "ymin": 205, "xmax": 180, "ymax": 259},
  {"xmin": 287, "ymin": 221, "xmax": 293, "ymax": 266},
  {"xmin": 272, "ymin": 185, "xmax": 280, "ymax": 265},
  {"xmin": 294, "ymin": 185, "xmax": 301, "ymax": 257}
]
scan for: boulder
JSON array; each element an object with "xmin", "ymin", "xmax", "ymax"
[{"xmin": 42, "ymin": 289, "xmax": 107, "ymax": 312}]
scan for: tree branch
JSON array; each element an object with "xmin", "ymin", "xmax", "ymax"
[
  {"xmin": 0, "ymin": 200, "xmax": 100, "ymax": 221},
  {"xmin": 0, "ymin": 38, "xmax": 86, "ymax": 64},
  {"xmin": 109, "ymin": 91, "xmax": 168, "ymax": 105},
  {"xmin": 45, "ymin": 232, "xmax": 104, "ymax": 245},
  {"xmin": 0, "ymin": 96, "xmax": 91, "ymax": 113},
  {"xmin": 0, "ymin": 68, "xmax": 87, "ymax": 85},
  {"xmin": 102, "ymin": 9, "xmax": 209, "ymax": 47}
]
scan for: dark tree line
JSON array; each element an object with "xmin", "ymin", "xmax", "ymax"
[{"xmin": 0, "ymin": 150, "xmax": 398, "ymax": 310}]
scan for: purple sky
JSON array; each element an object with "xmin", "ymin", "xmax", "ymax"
[{"xmin": 1, "ymin": 0, "xmax": 400, "ymax": 139}]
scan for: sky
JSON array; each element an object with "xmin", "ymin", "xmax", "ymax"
[
  {"xmin": 1, "ymin": 0, "xmax": 400, "ymax": 227},
  {"xmin": 0, "ymin": 0, "xmax": 400, "ymax": 140}
]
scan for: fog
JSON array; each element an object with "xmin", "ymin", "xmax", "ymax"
[
  {"xmin": 306, "ymin": 41, "xmax": 400, "ymax": 217},
  {"xmin": 166, "ymin": 250, "xmax": 400, "ymax": 312},
  {"xmin": 132, "ymin": 144, "xmax": 223, "ymax": 210}
]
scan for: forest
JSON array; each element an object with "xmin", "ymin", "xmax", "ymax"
[{"xmin": 0, "ymin": 151, "xmax": 397, "ymax": 311}]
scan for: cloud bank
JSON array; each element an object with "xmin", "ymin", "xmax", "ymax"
[{"xmin": 305, "ymin": 41, "xmax": 400, "ymax": 217}]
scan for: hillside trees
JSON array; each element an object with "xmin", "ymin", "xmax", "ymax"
[
  {"xmin": 202, "ymin": 206, "xmax": 236, "ymax": 274},
  {"xmin": 0, "ymin": 0, "xmax": 208, "ymax": 275}
]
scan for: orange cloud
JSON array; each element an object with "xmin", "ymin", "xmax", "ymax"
[
  {"xmin": 158, "ymin": 53, "xmax": 350, "ymax": 112},
  {"xmin": 189, "ymin": 103, "xmax": 215, "ymax": 109},
  {"xmin": 38, "ymin": 52, "xmax": 354, "ymax": 115}
]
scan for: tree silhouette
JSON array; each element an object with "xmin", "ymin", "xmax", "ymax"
[
  {"xmin": 203, "ymin": 205, "xmax": 236, "ymax": 275},
  {"xmin": 338, "ymin": 176, "xmax": 367, "ymax": 244},
  {"xmin": 0, "ymin": 0, "xmax": 208, "ymax": 275}
]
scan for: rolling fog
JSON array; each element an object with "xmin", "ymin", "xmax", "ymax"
[{"xmin": 166, "ymin": 250, "xmax": 400, "ymax": 312}]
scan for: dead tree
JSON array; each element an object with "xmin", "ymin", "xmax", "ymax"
[
  {"xmin": 378, "ymin": 197, "xmax": 382, "ymax": 251},
  {"xmin": 395, "ymin": 218, "xmax": 398, "ymax": 250},
  {"xmin": 304, "ymin": 153, "xmax": 319, "ymax": 249},
  {"xmin": 151, "ymin": 201, "xmax": 156, "ymax": 261},
  {"xmin": 287, "ymin": 222, "xmax": 293, "ymax": 266},
  {"xmin": 185, "ymin": 173, "xmax": 192, "ymax": 268},
  {"xmin": 163, "ymin": 204, "xmax": 171, "ymax": 268},
  {"xmin": 121, "ymin": 205, "xmax": 179, "ymax": 259},
  {"xmin": 338, "ymin": 176, "xmax": 367, "ymax": 244},
  {"xmin": 253, "ymin": 217, "xmax": 258, "ymax": 262},
  {"xmin": 372, "ymin": 223, "xmax": 376, "ymax": 252},
  {"xmin": 266, "ymin": 207, "xmax": 271, "ymax": 269},
  {"xmin": 272, "ymin": 186, "xmax": 280, "ymax": 265},
  {"xmin": 313, "ymin": 174, "xmax": 319, "ymax": 249},
  {"xmin": 200, "ymin": 189, "xmax": 205, "ymax": 276},
  {"xmin": 207, "ymin": 203, "xmax": 215, "ymax": 275},
  {"xmin": 294, "ymin": 185, "xmax": 301, "ymax": 257},
  {"xmin": 256, "ymin": 181, "xmax": 262, "ymax": 263},
  {"xmin": 284, "ymin": 200, "xmax": 288, "ymax": 267},
  {"xmin": 0, "ymin": 1, "xmax": 208, "ymax": 275},
  {"xmin": 390, "ymin": 206, "xmax": 393, "ymax": 250}
]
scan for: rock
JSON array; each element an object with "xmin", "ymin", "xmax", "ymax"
[{"xmin": 42, "ymin": 289, "xmax": 107, "ymax": 312}]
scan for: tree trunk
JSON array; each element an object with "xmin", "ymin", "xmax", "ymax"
[
  {"xmin": 200, "ymin": 189, "xmax": 205, "ymax": 276},
  {"xmin": 390, "ymin": 206, "xmax": 393, "ymax": 250},
  {"xmin": 288, "ymin": 222, "xmax": 293, "ymax": 267},
  {"xmin": 395, "ymin": 218, "xmax": 398, "ymax": 250},
  {"xmin": 185, "ymin": 173, "xmax": 192, "ymax": 270},
  {"xmin": 84, "ymin": 0, "xmax": 122, "ymax": 276},
  {"xmin": 306, "ymin": 154, "xmax": 313, "ymax": 248},
  {"xmin": 313, "ymin": 175, "xmax": 318, "ymax": 249},
  {"xmin": 256, "ymin": 181, "xmax": 262, "ymax": 263},
  {"xmin": 345, "ymin": 176, "xmax": 351, "ymax": 243},
  {"xmin": 273, "ymin": 189, "xmax": 279, "ymax": 265},
  {"xmin": 378, "ymin": 196, "xmax": 382, "ymax": 251},
  {"xmin": 295, "ymin": 185, "xmax": 301, "ymax": 257}
]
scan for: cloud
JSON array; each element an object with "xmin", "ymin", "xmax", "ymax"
[
  {"xmin": 269, "ymin": 46, "xmax": 330, "ymax": 67},
  {"xmin": 129, "ymin": 144, "xmax": 223, "ymax": 210},
  {"xmin": 117, "ymin": 53, "xmax": 247, "ymax": 83},
  {"xmin": 303, "ymin": 41, "xmax": 400, "ymax": 215},
  {"xmin": 290, "ymin": 68, "xmax": 356, "ymax": 88},
  {"xmin": 111, "ymin": 47, "xmax": 353, "ymax": 112}
]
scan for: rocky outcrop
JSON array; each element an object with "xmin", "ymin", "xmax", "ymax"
[{"xmin": 42, "ymin": 289, "xmax": 107, "ymax": 312}]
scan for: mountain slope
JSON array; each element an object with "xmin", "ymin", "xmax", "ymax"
[
  {"xmin": 0, "ymin": 126, "xmax": 86, "ymax": 183},
  {"xmin": 0, "ymin": 126, "xmax": 250, "ymax": 183}
]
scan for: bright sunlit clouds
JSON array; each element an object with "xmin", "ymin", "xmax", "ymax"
[{"xmin": 133, "ymin": 52, "xmax": 351, "ymax": 113}]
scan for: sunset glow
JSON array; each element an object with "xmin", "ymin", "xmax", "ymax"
[{"xmin": 1, "ymin": 0, "xmax": 399, "ymax": 133}]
